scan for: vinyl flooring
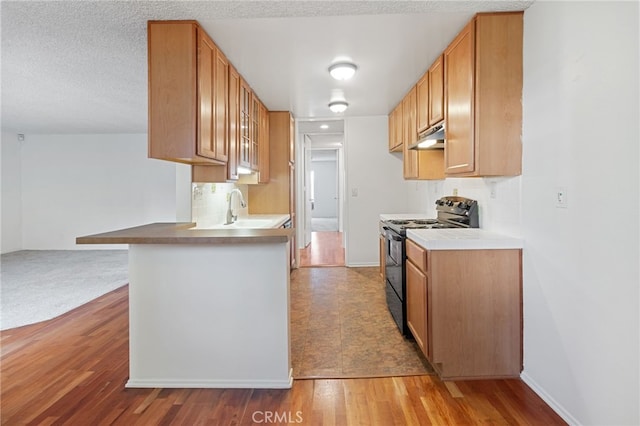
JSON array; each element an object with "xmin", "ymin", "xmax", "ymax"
[{"xmin": 291, "ymin": 267, "xmax": 433, "ymax": 378}]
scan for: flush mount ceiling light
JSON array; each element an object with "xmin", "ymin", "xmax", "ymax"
[
  {"xmin": 328, "ymin": 101, "xmax": 349, "ymax": 113},
  {"xmin": 320, "ymin": 124, "xmax": 329, "ymax": 129},
  {"xmin": 328, "ymin": 62, "xmax": 357, "ymax": 80}
]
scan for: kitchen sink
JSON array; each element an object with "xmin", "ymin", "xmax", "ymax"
[{"xmin": 191, "ymin": 218, "xmax": 277, "ymax": 230}]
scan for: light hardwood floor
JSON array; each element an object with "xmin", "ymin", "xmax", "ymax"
[
  {"xmin": 1, "ymin": 283, "xmax": 566, "ymax": 425},
  {"xmin": 299, "ymin": 231, "xmax": 345, "ymax": 267}
]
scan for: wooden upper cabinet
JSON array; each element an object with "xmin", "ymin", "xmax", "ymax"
[
  {"xmin": 239, "ymin": 79, "xmax": 252, "ymax": 170},
  {"xmin": 251, "ymin": 96, "xmax": 260, "ymax": 171},
  {"xmin": 227, "ymin": 65, "xmax": 240, "ymax": 181},
  {"xmin": 417, "ymin": 54, "xmax": 444, "ymax": 134},
  {"xmin": 257, "ymin": 100, "xmax": 270, "ymax": 183},
  {"xmin": 402, "ymin": 85, "xmax": 444, "ymax": 181},
  {"xmin": 388, "ymin": 103, "xmax": 403, "ymax": 152},
  {"xmin": 428, "ymin": 54, "xmax": 444, "ymax": 126},
  {"xmin": 444, "ymin": 12, "xmax": 523, "ymax": 177},
  {"xmin": 213, "ymin": 46, "xmax": 229, "ymax": 162},
  {"xmin": 148, "ymin": 21, "xmax": 228, "ymax": 165},
  {"xmin": 197, "ymin": 30, "xmax": 229, "ymax": 163},
  {"xmin": 248, "ymin": 111, "xmax": 295, "ymax": 216},
  {"xmin": 416, "ymin": 72, "xmax": 429, "ymax": 134},
  {"xmin": 402, "ymin": 87, "xmax": 419, "ymax": 179},
  {"xmin": 289, "ymin": 114, "xmax": 295, "ymax": 164}
]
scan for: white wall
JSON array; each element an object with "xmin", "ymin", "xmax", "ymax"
[
  {"xmin": 344, "ymin": 116, "xmax": 413, "ymax": 266},
  {"xmin": 1, "ymin": 132, "xmax": 23, "ymax": 253},
  {"xmin": 520, "ymin": 2, "xmax": 639, "ymax": 424},
  {"xmin": 409, "ymin": 2, "xmax": 639, "ymax": 424},
  {"xmin": 17, "ymin": 134, "xmax": 182, "ymax": 250}
]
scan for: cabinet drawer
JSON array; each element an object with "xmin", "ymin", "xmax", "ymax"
[{"xmin": 406, "ymin": 239, "xmax": 427, "ymax": 272}]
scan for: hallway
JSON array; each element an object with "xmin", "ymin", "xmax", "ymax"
[{"xmin": 299, "ymin": 231, "xmax": 344, "ymax": 267}]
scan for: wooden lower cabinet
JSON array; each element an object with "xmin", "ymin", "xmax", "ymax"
[
  {"xmin": 406, "ymin": 259, "xmax": 427, "ymax": 355},
  {"xmin": 406, "ymin": 239, "xmax": 522, "ymax": 380}
]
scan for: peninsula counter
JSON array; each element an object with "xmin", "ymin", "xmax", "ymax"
[{"xmin": 77, "ymin": 222, "xmax": 294, "ymax": 389}]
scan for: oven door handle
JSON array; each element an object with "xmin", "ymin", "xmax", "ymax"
[{"xmin": 383, "ymin": 229, "xmax": 403, "ymax": 242}]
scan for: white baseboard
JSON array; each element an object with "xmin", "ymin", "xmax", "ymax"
[
  {"xmin": 345, "ymin": 262, "xmax": 379, "ymax": 268},
  {"xmin": 126, "ymin": 370, "xmax": 293, "ymax": 389},
  {"xmin": 521, "ymin": 372, "xmax": 580, "ymax": 425}
]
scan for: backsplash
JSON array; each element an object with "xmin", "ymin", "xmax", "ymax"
[
  {"xmin": 191, "ymin": 182, "xmax": 249, "ymax": 227},
  {"xmin": 409, "ymin": 176, "xmax": 522, "ymax": 236}
]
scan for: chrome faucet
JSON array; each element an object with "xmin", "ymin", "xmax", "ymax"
[{"xmin": 225, "ymin": 188, "xmax": 247, "ymax": 224}]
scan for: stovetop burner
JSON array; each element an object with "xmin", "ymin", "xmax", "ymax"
[
  {"xmin": 388, "ymin": 220, "xmax": 411, "ymax": 225},
  {"xmin": 413, "ymin": 219, "xmax": 439, "ymax": 225},
  {"xmin": 382, "ymin": 196, "xmax": 479, "ymax": 235},
  {"xmin": 384, "ymin": 218, "xmax": 451, "ymax": 232}
]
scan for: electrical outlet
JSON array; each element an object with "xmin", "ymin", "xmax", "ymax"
[
  {"xmin": 556, "ymin": 187, "xmax": 568, "ymax": 208},
  {"xmin": 489, "ymin": 181, "xmax": 497, "ymax": 199},
  {"xmin": 351, "ymin": 188, "xmax": 358, "ymax": 197},
  {"xmin": 211, "ymin": 183, "xmax": 216, "ymax": 193},
  {"xmin": 453, "ymin": 188, "xmax": 458, "ymax": 196}
]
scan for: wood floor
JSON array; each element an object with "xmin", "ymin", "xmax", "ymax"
[
  {"xmin": 1, "ymin": 282, "xmax": 566, "ymax": 425},
  {"xmin": 299, "ymin": 231, "xmax": 345, "ymax": 267}
]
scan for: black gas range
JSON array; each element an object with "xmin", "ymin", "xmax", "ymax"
[
  {"xmin": 382, "ymin": 197, "xmax": 479, "ymax": 235},
  {"xmin": 381, "ymin": 196, "xmax": 479, "ymax": 335}
]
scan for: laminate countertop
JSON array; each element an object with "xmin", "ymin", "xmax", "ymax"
[
  {"xmin": 76, "ymin": 222, "xmax": 294, "ymax": 245},
  {"xmin": 407, "ymin": 228, "xmax": 524, "ymax": 250}
]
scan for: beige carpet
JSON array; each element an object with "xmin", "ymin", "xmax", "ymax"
[{"xmin": 290, "ymin": 267, "xmax": 435, "ymax": 379}]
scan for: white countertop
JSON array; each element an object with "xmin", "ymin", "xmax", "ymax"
[{"xmin": 407, "ymin": 228, "xmax": 524, "ymax": 250}]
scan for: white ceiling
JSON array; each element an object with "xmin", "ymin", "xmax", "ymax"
[{"xmin": 1, "ymin": 1, "xmax": 534, "ymax": 134}]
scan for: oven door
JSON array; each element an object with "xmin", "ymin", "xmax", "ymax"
[{"xmin": 384, "ymin": 227, "xmax": 404, "ymax": 299}]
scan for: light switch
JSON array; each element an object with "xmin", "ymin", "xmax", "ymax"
[
  {"xmin": 556, "ymin": 187, "xmax": 568, "ymax": 208},
  {"xmin": 351, "ymin": 188, "xmax": 358, "ymax": 197}
]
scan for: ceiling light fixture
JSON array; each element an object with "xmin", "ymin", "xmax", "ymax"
[
  {"xmin": 320, "ymin": 124, "xmax": 329, "ymax": 129},
  {"xmin": 328, "ymin": 62, "xmax": 357, "ymax": 80},
  {"xmin": 328, "ymin": 101, "xmax": 349, "ymax": 113}
]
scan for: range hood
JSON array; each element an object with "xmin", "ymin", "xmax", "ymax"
[{"xmin": 409, "ymin": 122, "xmax": 445, "ymax": 150}]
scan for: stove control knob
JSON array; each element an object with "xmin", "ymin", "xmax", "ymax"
[
  {"xmin": 458, "ymin": 202, "xmax": 468, "ymax": 210},
  {"xmin": 436, "ymin": 200, "xmax": 444, "ymax": 206},
  {"xmin": 447, "ymin": 200, "xmax": 455, "ymax": 207}
]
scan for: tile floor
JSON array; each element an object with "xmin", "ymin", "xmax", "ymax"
[{"xmin": 290, "ymin": 267, "xmax": 435, "ymax": 379}]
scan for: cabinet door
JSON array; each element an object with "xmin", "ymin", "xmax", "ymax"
[
  {"xmin": 388, "ymin": 112, "xmax": 395, "ymax": 151},
  {"xmin": 406, "ymin": 260, "xmax": 427, "ymax": 356},
  {"xmin": 402, "ymin": 87, "xmax": 418, "ymax": 179},
  {"xmin": 251, "ymin": 96, "xmax": 260, "ymax": 170},
  {"xmin": 416, "ymin": 72, "xmax": 429, "ymax": 134},
  {"xmin": 258, "ymin": 101, "xmax": 270, "ymax": 183},
  {"xmin": 393, "ymin": 104, "xmax": 404, "ymax": 152},
  {"xmin": 196, "ymin": 29, "xmax": 216, "ymax": 160},
  {"xmin": 213, "ymin": 49, "xmax": 228, "ymax": 162},
  {"xmin": 239, "ymin": 79, "xmax": 252, "ymax": 169},
  {"xmin": 227, "ymin": 65, "xmax": 240, "ymax": 180},
  {"xmin": 444, "ymin": 20, "xmax": 475, "ymax": 174},
  {"xmin": 428, "ymin": 54, "xmax": 444, "ymax": 126},
  {"xmin": 197, "ymin": 30, "xmax": 228, "ymax": 163},
  {"xmin": 289, "ymin": 114, "xmax": 295, "ymax": 164}
]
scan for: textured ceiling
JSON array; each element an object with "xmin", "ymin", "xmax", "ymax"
[{"xmin": 1, "ymin": 1, "xmax": 534, "ymax": 134}]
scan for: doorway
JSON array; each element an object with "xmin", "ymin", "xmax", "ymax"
[{"xmin": 296, "ymin": 119, "xmax": 345, "ymax": 267}]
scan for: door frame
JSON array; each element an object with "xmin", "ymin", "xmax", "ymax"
[{"xmin": 295, "ymin": 119, "xmax": 345, "ymax": 250}]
